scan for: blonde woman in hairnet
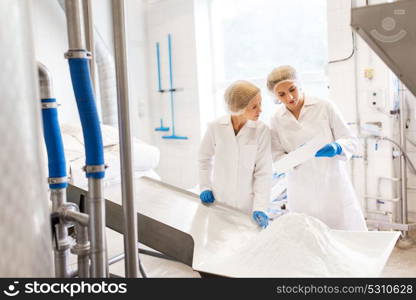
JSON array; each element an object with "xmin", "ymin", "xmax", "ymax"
[
  {"xmin": 198, "ymin": 81, "xmax": 272, "ymax": 228},
  {"xmin": 267, "ymin": 65, "xmax": 367, "ymax": 231}
]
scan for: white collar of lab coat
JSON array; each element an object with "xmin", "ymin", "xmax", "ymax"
[
  {"xmin": 219, "ymin": 115, "xmax": 257, "ymax": 128},
  {"xmin": 278, "ymin": 96, "xmax": 319, "ymax": 116}
]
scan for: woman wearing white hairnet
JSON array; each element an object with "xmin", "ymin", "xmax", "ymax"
[
  {"xmin": 198, "ymin": 81, "xmax": 272, "ymax": 228},
  {"xmin": 267, "ymin": 65, "xmax": 367, "ymax": 231}
]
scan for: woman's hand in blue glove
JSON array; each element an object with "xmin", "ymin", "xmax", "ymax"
[
  {"xmin": 315, "ymin": 142, "xmax": 342, "ymax": 157},
  {"xmin": 252, "ymin": 211, "xmax": 269, "ymax": 229},
  {"xmin": 200, "ymin": 190, "xmax": 215, "ymax": 204}
]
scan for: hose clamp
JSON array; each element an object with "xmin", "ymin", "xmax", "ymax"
[
  {"xmin": 56, "ymin": 238, "xmax": 71, "ymax": 251},
  {"xmin": 64, "ymin": 49, "xmax": 92, "ymax": 60},
  {"xmin": 83, "ymin": 164, "xmax": 108, "ymax": 173},
  {"xmin": 48, "ymin": 177, "xmax": 68, "ymax": 184},
  {"xmin": 41, "ymin": 102, "xmax": 58, "ymax": 109},
  {"xmin": 71, "ymin": 242, "xmax": 90, "ymax": 256}
]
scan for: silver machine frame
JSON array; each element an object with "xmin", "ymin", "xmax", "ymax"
[
  {"xmin": 41, "ymin": 0, "xmax": 145, "ymax": 277},
  {"xmin": 351, "ymin": 0, "xmax": 416, "ymax": 240},
  {"xmin": 111, "ymin": 0, "xmax": 140, "ymax": 277}
]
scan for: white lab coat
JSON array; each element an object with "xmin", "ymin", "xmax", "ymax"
[
  {"xmin": 198, "ymin": 115, "xmax": 272, "ymax": 214},
  {"xmin": 270, "ymin": 96, "xmax": 367, "ymax": 231}
]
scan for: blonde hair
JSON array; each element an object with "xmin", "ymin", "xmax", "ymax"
[
  {"xmin": 266, "ymin": 65, "xmax": 298, "ymax": 92},
  {"xmin": 224, "ymin": 80, "xmax": 260, "ymax": 115}
]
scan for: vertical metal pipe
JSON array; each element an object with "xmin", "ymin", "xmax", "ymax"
[
  {"xmin": 38, "ymin": 62, "xmax": 54, "ymax": 99},
  {"xmin": 399, "ymin": 82, "xmax": 408, "ymax": 238},
  {"xmin": 65, "ymin": 0, "xmax": 107, "ymax": 277},
  {"xmin": 65, "ymin": 0, "xmax": 85, "ymax": 50},
  {"xmin": 351, "ymin": 1, "xmax": 362, "ymax": 211},
  {"xmin": 75, "ymin": 224, "xmax": 90, "ymax": 278},
  {"xmin": 363, "ymin": 137, "xmax": 368, "ymax": 216},
  {"xmin": 88, "ymin": 178, "xmax": 108, "ymax": 277},
  {"xmin": 51, "ymin": 189, "xmax": 70, "ymax": 277},
  {"xmin": 111, "ymin": 0, "xmax": 139, "ymax": 277},
  {"xmin": 82, "ymin": 0, "xmax": 96, "ymax": 92}
]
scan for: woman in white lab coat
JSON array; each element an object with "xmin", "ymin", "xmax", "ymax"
[
  {"xmin": 198, "ymin": 80, "xmax": 272, "ymax": 228},
  {"xmin": 267, "ymin": 65, "xmax": 367, "ymax": 231}
]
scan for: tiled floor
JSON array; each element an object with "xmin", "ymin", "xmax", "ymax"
[
  {"xmin": 106, "ymin": 229, "xmax": 200, "ymax": 278},
  {"xmin": 381, "ymin": 231, "xmax": 416, "ymax": 277}
]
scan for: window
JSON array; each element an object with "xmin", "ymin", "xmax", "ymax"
[{"xmin": 209, "ymin": 0, "xmax": 329, "ymax": 122}]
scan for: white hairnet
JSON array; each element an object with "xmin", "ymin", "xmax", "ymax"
[
  {"xmin": 224, "ymin": 80, "xmax": 260, "ymax": 115},
  {"xmin": 267, "ymin": 65, "xmax": 298, "ymax": 92}
]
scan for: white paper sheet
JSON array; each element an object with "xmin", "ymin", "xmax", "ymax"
[{"xmin": 273, "ymin": 130, "xmax": 331, "ymax": 174}]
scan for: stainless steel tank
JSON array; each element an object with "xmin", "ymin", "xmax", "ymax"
[{"xmin": 0, "ymin": 0, "xmax": 53, "ymax": 277}]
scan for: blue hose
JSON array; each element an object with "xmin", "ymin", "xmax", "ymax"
[
  {"xmin": 68, "ymin": 58, "xmax": 105, "ymax": 179},
  {"xmin": 41, "ymin": 98, "xmax": 67, "ymax": 189}
]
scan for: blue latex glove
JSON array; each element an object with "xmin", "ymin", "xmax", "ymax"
[
  {"xmin": 252, "ymin": 211, "xmax": 269, "ymax": 228},
  {"xmin": 200, "ymin": 190, "xmax": 215, "ymax": 204},
  {"xmin": 315, "ymin": 142, "xmax": 342, "ymax": 157}
]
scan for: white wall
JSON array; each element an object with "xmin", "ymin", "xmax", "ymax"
[
  {"xmin": 32, "ymin": 0, "xmax": 79, "ymax": 124},
  {"xmin": 146, "ymin": 0, "xmax": 202, "ymax": 188},
  {"xmin": 126, "ymin": 0, "xmax": 153, "ymax": 143},
  {"xmin": 327, "ymin": 0, "xmax": 415, "ymax": 222}
]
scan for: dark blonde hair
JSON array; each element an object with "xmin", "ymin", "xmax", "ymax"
[
  {"xmin": 266, "ymin": 65, "xmax": 298, "ymax": 92},
  {"xmin": 224, "ymin": 80, "xmax": 260, "ymax": 115}
]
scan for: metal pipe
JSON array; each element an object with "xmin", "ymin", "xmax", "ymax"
[
  {"xmin": 111, "ymin": 0, "xmax": 139, "ymax": 278},
  {"xmin": 365, "ymin": 195, "xmax": 400, "ymax": 202},
  {"xmin": 64, "ymin": 0, "xmax": 108, "ymax": 277},
  {"xmin": 38, "ymin": 62, "xmax": 70, "ymax": 277},
  {"xmin": 65, "ymin": 0, "xmax": 85, "ymax": 50},
  {"xmin": 62, "ymin": 204, "xmax": 90, "ymax": 226},
  {"xmin": 363, "ymin": 137, "xmax": 368, "ymax": 216},
  {"xmin": 375, "ymin": 176, "xmax": 400, "ymax": 204},
  {"xmin": 37, "ymin": 62, "xmax": 54, "ymax": 99},
  {"xmin": 57, "ymin": 0, "xmax": 119, "ymax": 126},
  {"xmin": 82, "ymin": 0, "xmax": 96, "ymax": 92},
  {"xmin": 88, "ymin": 178, "xmax": 108, "ymax": 277},
  {"xmin": 366, "ymin": 209, "xmax": 391, "ymax": 216},
  {"xmin": 350, "ymin": 1, "xmax": 362, "ymax": 214},
  {"xmin": 366, "ymin": 219, "xmax": 413, "ymax": 231},
  {"xmin": 51, "ymin": 189, "xmax": 71, "ymax": 277},
  {"xmin": 73, "ymin": 223, "xmax": 90, "ymax": 278},
  {"xmin": 399, "ymin": 82, "xmax": 408, "ymax": 238},
  {"xmin": 109, "ymin": 253, "xmax": 125, "ymax": 266},
  {"xmin": 365, "ymin": 135, "xmax": 416, "ymax": 174},
  {"xmin": 54, "ymin": 201, "xmax": 91, "ymax": 278}
]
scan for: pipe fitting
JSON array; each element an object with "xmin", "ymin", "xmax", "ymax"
[
  {"xmin": 48, "ymin": 177, "xmax": 68, "ymax": 185},
  {"xmin": 71, "ymin": 240, "xmax": 90, "ymax": 256},
  {"xmin": 64, "ymin": 49, "xmax": 92, "ymax": 59},
  {"xmin": 37, "ymin": 62, "xmax": 54, "ymax": 99},
  {"xmin": 56, "ymin": 237, "xmax": 72, "ymax": 251},
  {"xmin": 83, "ymin": 164, "xmax": 108, "ymax": 173},
  {"xmin": 58, "ymin": 203, "xmax": 89, "ymax": 227}
]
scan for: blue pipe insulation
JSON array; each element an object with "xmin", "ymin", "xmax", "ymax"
[
  {"xmin": 41, "ymin": 98, "xmax": 67, "ymax": 189},
  {"xmin": 68, "ymin": 58, "xmax": 105, "ymax": 179}
]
